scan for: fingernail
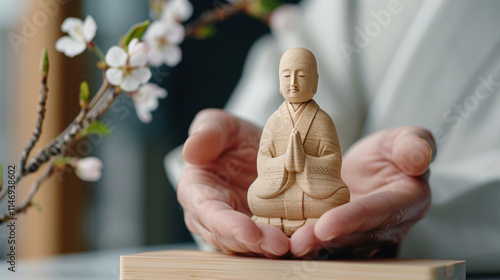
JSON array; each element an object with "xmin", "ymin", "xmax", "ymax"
[
  {"xmin": 318, "ymin": 233, "xmax": 336, "ymax": 243},
  {"xmin": 260, "ymin": 243, "xmax": 285, "ymax": 256},
  {"xmin": 189, "ymin": 121, "xmax": 207, "ymax": 136},
  {"xmin": 426, "ymin": 141, "xmax": 433, "ymax": 164},
  {"xmin": 185, "ymin": 132, "xmax": 200, "ymax": 142},
  {"xmin": 296, "ymin": 247, "xmax": 312, "ymax": 257},
  {"xmin": 183, "ymin": 133, "xmax": 198, "ymax": 150}
]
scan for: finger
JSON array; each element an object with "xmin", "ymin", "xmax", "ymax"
[
  {"xmin": 183, "ymin": 109, "xmax": 236, "ymax": 165},
  {"xmin": 180, "ymin": 180, "xmax": 289, "ymax": 255},
  {"xmin": 291, "ymin": 223, "xmax": 358, "ymax": 258},
  {"xmin": 314, "ymin": 178, "xmax": 430, "ymax": 242},
  {"xmin": 179, "ymin": 178, "xmax": 260, "ymax": 243},
  {"xmin": 196, "ymin": 199, "xmax": 288, "ymax": 255},
  {"xmin": 186, "ymin": 200, "xmax": 262, "ymax": 253},
  {"xmin": 189, "ymin": 207, "xmax": 289, "ymax": 255},
  {"xmin": 290, "ymin": 223, "xmax": 320, "ymax": 257},
  {"xmin": 184, "ymin": 211, "xmax": 199, "ymax": 235},
  {"xmin": 254, "ymin": 223, "xmax": 290, "ymax": 256},
  {"xmin": 391, "ymin": 127, "xmax": 436, "ymax": 176},
  {"xmin": 194, "ymin": 224, "xmax": 253, "ymax": 253},
  {"xmin": 291, "ymin": 222, "xmax": 407, "ymax": 258},
  {"xmin": 342, "ymin": 126, "xmax": 436, "ymax": 192},
  {"xmin": 182, "ymin": 109, "xmax": 261, "ymax": 165},
  {"xmin": 290, "ymin": 221, "xmax": 384, "ymax": 257}
]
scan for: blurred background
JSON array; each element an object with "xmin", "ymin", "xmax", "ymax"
[{"xmin": 0, "ymin": 0, "xmax": 298, "ymax": 258}]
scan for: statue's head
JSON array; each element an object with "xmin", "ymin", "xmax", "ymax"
[{"xmin": 279, "ymin": 47, "xmax": 319, "ymax": 103}]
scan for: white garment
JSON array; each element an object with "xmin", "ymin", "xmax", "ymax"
[{"xmin": 224, "ymin": 0, "xmax": 500, "ymax": 273}]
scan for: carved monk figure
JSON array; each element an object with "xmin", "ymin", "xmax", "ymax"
[{"xmin": 247, "ymin": 47, "xmax": 350, "ymax": 236}]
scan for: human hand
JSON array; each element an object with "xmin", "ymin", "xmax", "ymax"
[
  {"xmin": 290, "ymin": 126, "xmax": 436, "ymax": 258},
  {"xmin": 178, "ymin": 109, "xmax": 289, "ymax": 256}
]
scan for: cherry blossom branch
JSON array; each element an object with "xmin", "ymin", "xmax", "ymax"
[
  {"xmin": 184, "ymin": 1, "xmax": 245, "ymax": 38},
  {"xmin": 0, "ymin": 84, "xmax": 115, "ymax": 221},
  {"xmin": 87, "ymin": 79, "xmax": 110, "ymax": 111},
  {"xmin": 0, "ymin": 0, "xmax": 284, "ymax": 224},
  {"xmin": 22, "ymin": 112, "xmax": 86, "ymax": 177},
  {"xmin": 84, "ymin": 89, "xmax": 121, "ymax": 125},
  {"xmin": 21, "ymin": 81, "xmax": 114, "ymax": 179},
  {"xmin": 19, "ymin": 49, "xmax": 50, "ymax": 175},
  {"xmin": 0, "ymin": 160, "xmax": 54, "ymax": 223}
]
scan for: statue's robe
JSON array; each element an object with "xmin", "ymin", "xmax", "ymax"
[{"xmin": 248, "ymin": 100, "xmax": 350, "ymax": 223}]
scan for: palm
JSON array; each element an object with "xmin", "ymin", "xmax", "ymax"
[
  {"xmin": 178, "ymin": 109, "xmax": 289, "ymax": 256},
  {"xmin": 290, "ymin": 127, "xmax": 435, "ymax": 257},
  {"xmin": 182, "ymin": 137, "xmax": 260, "ymax": 216},
  {"xmin": 343, "ymin": 128, "xmax": 431, "ymax": 200}
]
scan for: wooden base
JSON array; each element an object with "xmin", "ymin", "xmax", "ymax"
[{"xmin": 120, "ymin": 250, "xmax": 465, "ymax": 280}]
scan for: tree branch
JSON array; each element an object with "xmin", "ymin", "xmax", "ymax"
[
  {"xmin": 20, "ymin": 81, "xmax": 114, "ymax": 179},
  {"xmin": 0, "ymin": 160, "xmax": 54, "ymax": 224},
  {"xmin": 184, "ymin": 1, "xmax": 245, "ymax": 38},
  {"xmin": 19, "ymin": 50, "xmax": 50, "ymax": 175}
]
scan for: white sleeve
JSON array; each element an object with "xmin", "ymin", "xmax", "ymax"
[
  {"xmin": 224, "ymin": 35, "xmax": 283, "ymax": 127},
  {"xmin": 361, "ymin": 0, "xmax": 500, "ymax": 272}
]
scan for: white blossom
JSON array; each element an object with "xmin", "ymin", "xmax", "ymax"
[
  {"xmin": 162, "ymin": 0, "xmax": 193, "ymax": 22},
  {"xmin": 105, "ymin": 38, "xmax": 152, "ymax": 92},
  {"xmin": 75, "ymin": 157, "xmax": 103, "ymax": 182},
  {"xmin": 144, "ymin": 20, "xmax": 185, "ymax": 67},
  {"xmin": 55, "ymin": 15, "xmax": 97, "ymax": 57},
  {"xmin": 131, "ymin": 83, "xmax": 167, "ymax": 123}
]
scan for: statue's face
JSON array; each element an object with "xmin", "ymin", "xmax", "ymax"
[{"xmin": 279, "ymin": 48, "xmax": 319, "ymax": 103}]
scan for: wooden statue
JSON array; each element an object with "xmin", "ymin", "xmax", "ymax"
[{"xmin": 247, "ymin": 48, "xmax": 350, "ymax": 236}]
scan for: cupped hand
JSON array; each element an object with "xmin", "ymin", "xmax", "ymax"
[
  {"xmin": 177, "ymin": 109, "xmax": 289, "ymax": 256},
  {"xmin": 290, "ymin": 126, "xmax": 436, "ymax": 258}
]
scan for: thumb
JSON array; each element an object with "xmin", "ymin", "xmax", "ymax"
[
  {"xmin": 391, "ymin": 127, "xmax": 436, "ymax": 176},
  {"xmin": 182, "ymin": 109, "xmax": 236, "ymax": 165}
]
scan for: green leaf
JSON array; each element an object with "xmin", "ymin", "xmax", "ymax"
[
  {"xmin": 54, "ymin": 156, "xmax": 75, "ymax": 167},
  {"xmin": 119, "ymin": 20, "xmax": 151, "ymax": 50},
  {"xmin": 194, "ymin": 24, "xmax": 217, "ymax": 39},
  {"xmin": 40, "ymin": 49, "xmax": 49, "ymax": 77},
  {"xmin": 81, "ymin": 121, "xmax": 111, "ymax": 137},
  {"xmin": 259, "ymin": 0, "xmax": 282, "ymax": 12},
  {"xmin": 79, "ymin": 81, "xmax": 90, "ymax": 109},
  {"xmin": 32, "ymin": 201, "xmax": 42, "ymax": 213}
]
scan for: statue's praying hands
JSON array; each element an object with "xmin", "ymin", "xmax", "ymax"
[{"xmin": 285, "ymin": 128, "xmax": 305, "ymax": 174}]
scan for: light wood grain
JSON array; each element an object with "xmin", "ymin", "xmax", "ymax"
[
  {"xmin": 120, "ymin": 250, "xmax": 465, "ymax": 280},
  {"xmin": 247, "ymin": 48, "xmax": 349, "ymax": 236}
]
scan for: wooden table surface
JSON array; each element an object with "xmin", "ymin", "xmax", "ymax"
[{"xmin": 0, "ymin": 243, "xmax": 498, "ymax": 280}]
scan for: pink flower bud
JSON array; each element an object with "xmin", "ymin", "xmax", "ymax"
[{"xmin": 75, "ymin": 157, "xmax": 103, "ymax": 182}]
